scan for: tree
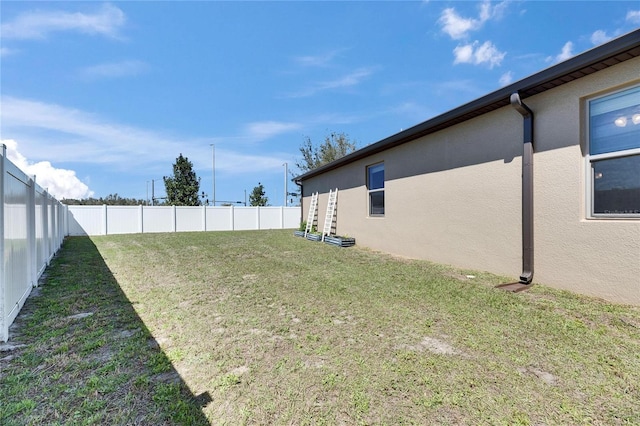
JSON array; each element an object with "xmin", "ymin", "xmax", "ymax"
[
  {"xmin": 164, "ymin": 154, "xmax": 201, "ymax": 206},
  {"xmin": 295, "ymin": 132, "xmax": 357, "ymax": 173},
  {"xmin": 61, "ymin": 194, "xmax": 147, "ymax": 205},
  {"xmin": 249, "ymin": 182, "xmax": 268, "ymax": 206}
]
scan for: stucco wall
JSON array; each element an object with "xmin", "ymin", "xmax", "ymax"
[{"xmin": 302, "ymin": 56, "xmax": 640, "ymax": 305}]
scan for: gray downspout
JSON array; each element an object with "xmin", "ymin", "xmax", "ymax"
[
  {"xmin": 510, "ymin": 92, "xmax": 534, "ymax": 284},
  {"xmin": 294, "ymin": 179, "xmax": 304, "ymax": 225}
]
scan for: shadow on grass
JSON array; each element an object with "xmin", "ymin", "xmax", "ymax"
[{"xmin": 0, "ymin": 236, "xmax": 211, "ymax": 425}]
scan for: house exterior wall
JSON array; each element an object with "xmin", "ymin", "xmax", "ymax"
[{"xmin": 301, "ymin": 56, "xmax": 640, "ymax": 305}]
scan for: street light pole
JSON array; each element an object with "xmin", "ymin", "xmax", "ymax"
[
  {"xmin": 283, "ymin": 162, "xmax": 288, "ymax": 207},
  {"xmin": 210, "ymin": 144, "xmax": 216, "ymax": 206}
]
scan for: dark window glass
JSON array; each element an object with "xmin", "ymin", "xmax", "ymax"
[
  {"xmin": 368, "ymin": 163, "xmax": 384, "ymax": 190},
  {"xmin": 592, "ymin": 155, "xmax": 640, "ymax": 214},
  {"xmin": 367, "ymin": 163, "xmax": 384, "ymax": 216},
  {"xmin": 370, "ymin": 191, "xmax": 384, "ymax": 215}
]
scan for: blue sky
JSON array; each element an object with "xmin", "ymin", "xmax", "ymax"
[{"xmin": 1, "ymin": 1, "xmax": 639, "ymax": 205}]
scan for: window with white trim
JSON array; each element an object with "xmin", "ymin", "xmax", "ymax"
[
  {"xmin": 367, "ymin": 162, "xmax": 384, "ymax": 216},
  {"xmin": 587, "ymin": 85, "xmax": 640, "ymax": 217}
]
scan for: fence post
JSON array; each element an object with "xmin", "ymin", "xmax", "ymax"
[
  {"xmin": 27, "ymin": 177, "xmax": 36, "ymax": 287},
  {"xmin": 102, "ymin": 204, "xmax": 108, "ymax": 235},
  {"xmin": 202, "ymin": 205, "xmax": 207, "ymax": 231},
  {"xmin": 256, "ymin": 206, "xmax": 261, "ymax": 230},
  {"xmin": 280, "ymin": 206, "xmax": 284, "ymax": 229},
  {"xmin": 229, "ymin": 205, "xmax": 234, "ymax": 231},
  {"xmin": 172, "ymin": 206, "xmax": 177, "ymax": 232},
  {"xmin": 139, "ymin": 205, "xmax": 144, "ymax": 233},
  {"xmin": 0, "ymin": 144, "xmax": 6, "ymax": 341},
  {"xmin": 42, "ymin": 191, "xmax": 49, "ymax": 265}
]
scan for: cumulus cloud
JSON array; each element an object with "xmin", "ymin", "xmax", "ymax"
[
  {"xmin": 627, "ymin": 10, "xmax": 640, "ymax": 24},
  {"xmin": 439, "ymin": 8, "xmax": 480, "ymax": 40},
  {"xmin": 3, "ymin": 139, "xmax": 93, "ymax": 199},
  {"xmin": 453, "ymin": 41, "xmax": 506, "ymax": 68},
  {"xmin": 80, "ymin": 60, "xmax": 149, "ymax": 79},
  {"xmin": 438, "ymin": 1, "xmax": 508, "ymax": 40},
  {"xmin": 499, "ymin": 71, "xmax": 513, "ymax": 87},
  {"xmin": 546, "ymin": 41, "xmax": 574, "ymax": 64},
  {"xmin": 1, "ymin": 3, "xmax": 125, "ymax": 40},
  {"xmin": 590, "ymin": 30, "xmax": 612, "ymax": 45}
]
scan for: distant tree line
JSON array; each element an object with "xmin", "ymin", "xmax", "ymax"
[{"xmin": 61, "ymin": 194, "xmax": 148, "ymax": 206}]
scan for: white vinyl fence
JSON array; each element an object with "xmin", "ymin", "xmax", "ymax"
[
  {"xmin": 1, "ymin": 145, "xmax": 301, "ymax": 342},
  {"xmin": 67, "ymin": 205, "xmax": 301, "ymax": 236},
  {"xmin": 1, "ymin": 146, "xmax": 67, "ymax": 342}
]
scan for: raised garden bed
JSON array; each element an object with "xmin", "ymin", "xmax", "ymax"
[
  {"xmin": 293, "ymin": 230, "xmax": 305, "ymax": 237},
  {"xmin": 306, "ymin": 233, "xmax": 323, "ymax": 242},
  {"xmin": 324, "ymin": 235, "xmax": 356, "ymax": 248}
]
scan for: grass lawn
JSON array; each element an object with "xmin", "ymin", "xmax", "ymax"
[{"xmin": 1, "ymin": 230, "xmax": 639, "ymax": 425}]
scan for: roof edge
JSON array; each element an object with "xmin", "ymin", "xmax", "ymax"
[{"xmin": 296, "ymin": 28, "xmax": 640, "ymax": 182}]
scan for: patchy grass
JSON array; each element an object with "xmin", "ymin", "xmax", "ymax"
[
  {"xmin": 3, "ymin": 230, "xmax": 640, "ymax": 425},
  {"xmin": 0, "ymin": 237, "xmax": 210, "ymax": 425}
]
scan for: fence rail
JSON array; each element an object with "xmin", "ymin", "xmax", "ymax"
[{"xmin": 1, "ymin": 146, "xmax": 66, "ymax": 342}]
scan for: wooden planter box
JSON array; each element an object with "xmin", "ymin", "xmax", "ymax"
[
  {"xmin": 293, "ymin": 230, "xmax": 305, "ymax": 237},
  {"xmin": 323, "ymin": 235, "xmax": 356, "ymax": 248}
]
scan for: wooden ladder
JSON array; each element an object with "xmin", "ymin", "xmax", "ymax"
[
  {"xmin": 304, "ymin": 192, "xmax": 319, "ymax": 236},
  {"xmin": 322, "ymin": 188, "xmax": 338, "ymax": 241}
]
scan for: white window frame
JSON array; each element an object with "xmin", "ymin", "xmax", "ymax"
[
  {"xmin": 367, "ymin": 162, "xmax": 384, "ymax": 217},
  {"xmin": 585, "ymin": 84, "xmax": 640, "ymax": 219}
]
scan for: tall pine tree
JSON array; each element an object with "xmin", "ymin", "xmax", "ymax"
[
  {"xmin": 249, "ymin": 182, "xmax": 268, "ymax": 206},
  {"xmin": 164, "ymin": 154, "xmax": 201, "ymax": 206}
]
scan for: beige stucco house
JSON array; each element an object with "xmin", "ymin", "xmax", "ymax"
[{"xmin": 296, "ymin": 29, "xmax": 640, "ymax": 305}]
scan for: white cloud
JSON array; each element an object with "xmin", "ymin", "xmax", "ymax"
[
  {"xmin": 499, "ymin": 71, "xmax": 513, "ymax": 86},
  {"xmin": 244, "ymin": 121, "xmax": 302, "ymax": 142},
  {"xmin": 590, "ymin": 30, "xmax": 612, "ymax": 45},
  {"xmin": 453, "ymin": 41, "xmax": 505, "ymax": 68},
  {"xmin": 626, "ymin": 10, "xmax": 640, "ymax": 24},
  {"xmin": 546, "ymin": 41, "xmax": 574, "ymax": 64},
  {"xmin": 439, "ymin": 8, "xmax": 479, "ymax": 40},
  {"xmin": 0, "ymin": 47, "xmax": 17, "ymax": 57},
  {"xmin": 0, "ymin": 96, "xmax": 294, "ymax": 177},
  {"xmin": 438, "ymin": 1, "xmax": 508, "ymax": 40},
  {"xmin": 287, "ymin": 67, "xmax": 375, "ymax": 98},
  {"xmin": 3, "ymin": 139, "xmax": 93, "ymax": 199},
  {"xmin": 293, "ymin": 49, "xmax": 345, "ymax": 67},
  {"xmin": 80, "ymin": 60, "xmax": 148, "ymax": 79},
  {"xmin": 1, "ymin": 3, "xmax": 125, "ymax": 40}
]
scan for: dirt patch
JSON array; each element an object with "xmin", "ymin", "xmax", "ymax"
[
  {"xmin": 517, "ymin": 366, "xmax": 558, "ymax": 385},
  {"xmin": 396, "ymin": 336, "xmax": 462, "ymax": 356}
]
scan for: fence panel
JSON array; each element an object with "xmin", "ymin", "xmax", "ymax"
[
  {"xmin": 69, "ymin": 205, "xmax": 302, "ymax": 236},
  {"xmin": 259, "ymin": 207, "xmax": 282, "ymax": 230},
  {"xmin": 67, "ymin": 206, "xmax": 103, "ymax": 236},
  {"xmin": 3, "ymin": 166, "xmax": 31, "ymax": 339},
  {"xmin": 233, "ymin": 207, "xmax": 259, "ymax": 230},
  {"xmin": 140, "ymin": 206, "xmax": 173, "ymax": 233},
  {"xmin": 206, "ymin": 206, "xmax": 232, "ymax": 231},
  {"xmin": 284, "ymin": 207, "xmax": 301, "ymax": 228},
  {"xmin": 107, "ymin": 206, "xmax": 140, "ymax": 234},
  {"xmin": 1, "ymin": 146, "xmax": 65, "ymax": 342},
  {"xmin": 176, "ymin": 206, "xmax": 203, "ymax": 232}
]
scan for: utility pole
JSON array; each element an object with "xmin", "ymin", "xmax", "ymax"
[
  {"xmin": 283, "ymin": 162, "xmax": 288, "ymax": 207},
  {"xmin": 210, "ymin": 144, "xmax": 216, "ymax": 206}
]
